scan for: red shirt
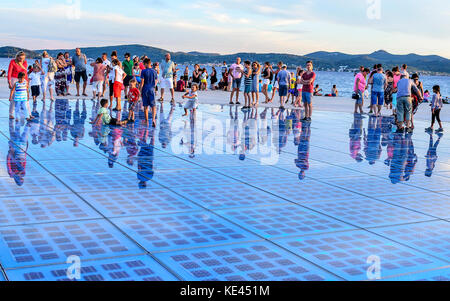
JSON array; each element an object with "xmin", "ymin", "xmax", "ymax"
[
  {"xmin": 128, "ymin": 87, "xmax": 140, "ymax": 103},
  {"xmin": 139, "ymin": 62, "xmax": 145, "ymax": 70},
  {"xmin": 8, "ymin": 59, "xmax": 28, "ymax": 82},
  {"xmin": 301, "ymin": 71, "xmax": 316, "ymax": 93}
]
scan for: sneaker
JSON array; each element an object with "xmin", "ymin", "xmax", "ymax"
[
  {"xmin": 436, "ymin": 128, "xmax": 444, "ymax": 133},
  {"xmin": 425, "ymin": 127, "xmax": 433, "ymax": 132},
  {"xmin": 396, "ymin": 127, "xmax": 405, "ymax": 133},
  {"xmin": 307, "ymin": 117, "xmax": 312, "ymax": 122},
  {"xmin": 406, "ymin": 127, "xmax": 413, "ymax": 134}
]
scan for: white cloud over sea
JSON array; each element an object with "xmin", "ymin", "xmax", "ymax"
[{"xmin": 0, "ymin": 0, "xmax": 449, "ymax": 58}]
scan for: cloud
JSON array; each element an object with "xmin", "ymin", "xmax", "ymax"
[{"xmin": 271, "ymin": 19, "xmax": 304, "ymax": 27}]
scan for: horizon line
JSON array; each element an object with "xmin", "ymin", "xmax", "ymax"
[{"xmin": 1, "ymin": 44, "xmax": 448, "ymax": 60}]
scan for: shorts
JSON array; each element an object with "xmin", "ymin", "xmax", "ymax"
[
  {"xmin": 371, "ymin": 91, "xmax": 384, "ymax": 106},
  {"xmin": 142, "ymin": 88, "xmax": 155, "ymax": 108},
  {"xmin": 263, "ymin": 79, "xmax": 270, "ymax": 85},
  {"xmin": 161, "ymin": 77, "xmax": 174, "ymax": 90},
  {"xmin": 244, "ymin": 85, "xmax": 252, "ymax": 94},
  {"xmin": 74, "ymin": 70, "xmax": 88, "ymax": 83},
  {"xmin": 109, "ymin": 80, "xmax": 114, "ymax": 97},
  {"xmin": 113, "ymin": 81, "xmax": 123, "ymax": 98},
  {"xmin": 302, "ymin": 91, "xmax": 313, "ymax": 104},
  {"xmin": 354, "ymin": 91, "xmax": 364, "ymax": 105},
  {"xmin": 31, "ymin": 85, "xmax": 40, "ymax": 97},
  {"xmin": 273, "ymin": 81, "xmax": 279, "ymax": 89},
  {"xmin": 93, "ymin": 81, "xmax": 104, "ymax": 94},
  {"xmin": 232, "ymin": 78, "xmax": 242, "ymax": 90},
  {"xmin": 279, "ymin": 85, "xmax": 288, "ymax": 97},
  {"xmin": 396, "ymin": 96, "xmax": 412, "ymax": 123},
  {"xmin": 123, "ymin": 75, "xmax": 133, "ymax": 87},
  {"xmin": 184, "ymin": 99, "xmax": 198, "ymax": 110}
]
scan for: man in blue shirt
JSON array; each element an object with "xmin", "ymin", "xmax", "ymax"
[
  {"xmin": 370, "ymin": 67, "xmax": 387, "ymax": 117},
  {"xmin": 140, "ymin": 58, "xmax": 158, "ymax": 127},
  {"xmin": 276, "ymin": 64, "xmax": 291, "ymax": 109}
]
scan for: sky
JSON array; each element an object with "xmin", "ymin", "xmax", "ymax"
[{"xmin": 0, "ymin": 0, "xmax": 449, "ymax": 58}]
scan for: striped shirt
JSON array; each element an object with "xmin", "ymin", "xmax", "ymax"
[
  {"xmin": 244, "ymin": 68, "xmax": 252, "ymax": 87},
  {"xmin": 14, "ymin": 81, "xmax": 28, "ymax": 102}
]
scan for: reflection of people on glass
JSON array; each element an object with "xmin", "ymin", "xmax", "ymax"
[
  {"xmin": 30, "ymin": 101, "xmax": 40, "ymax": 145},
  {"xmin": 71, "ymin": 100, "xmax": 87, "ymax": 147},
  {"xmin": 158, "ymin": 104, "xmax": 174, "ymax": 149},
  {"xmin": 274, "ymin": 109, "xmax": 287, "ymax": 154},
  {"xmin": 295, "ymin": 123, "xmax": 311, "ymax": 180},
  {"xmin": 123, "ymin": 121, "xmax": 139, "ymax": 166},
  {"xmin": 349, "ymin": 114, "xmax": 364, "ymax": 162},
  {"xmin": 39, "ymin": 100, "xmax": 55, "ymax": 148},
  {"xmin": 54, "ymin": 98, "xmax": 71, "ymax": 142},
  {"xmin": 389, "ymin": 133, "xmax": 416, "ymax": 183},
  {"xmin": 258, "ymin": 107, "xmax": 271, "ymax": 146},
  {"xmin": 226, "ymin": 105, "xmax": 240, "ymax": 154},
  {"xmin": 7, "ymin": 120, "xmax": 30, "ymax": 186},
  {"xmin": 425, "ymin": 132, "xmax": 443, "ymax": 177},
  {"xmin": 404, "ymin": 134, "xmax": 417, "ymax": 181},
  {"xmin": 364, "ymin": 116, "xmax": 382, "ymax": 165},
  {"xmin": 239, "ymin": 109, "xmax": 251, "ymax": 160},
  {"xmin": 107, "ymin": 125, "xmax": 123, "ymax": 168},
  {"xmin": 137, "ymin": 125, "xmax": 155, "ymax": 189}
]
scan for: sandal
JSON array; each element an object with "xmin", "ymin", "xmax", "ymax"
[{"xmin": 9, "ymin": 115, "xmax": 14, "ymax": 120}]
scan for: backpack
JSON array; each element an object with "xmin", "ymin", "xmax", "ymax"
[{"xmin": 48, "ymin": 58, "xmax": 58, "ymax": 73}]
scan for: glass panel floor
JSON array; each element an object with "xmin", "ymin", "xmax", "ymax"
[{"xmin": 0, "ymin": 99, "xmax": 449, "ymax": 281}]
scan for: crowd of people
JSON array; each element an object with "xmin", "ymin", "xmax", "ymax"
[
  {"xmin": 352, "ymin": 64, "xmax": 444, "ymax": 134},
  {"xmin": 6, "ymin": 49, "xmax": 446, "ymax": 134}
]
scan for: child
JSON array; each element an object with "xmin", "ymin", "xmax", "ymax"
[
  {"xmin": 127, "ymin": 79, "xmax": 140, "ymax": 122},
  {"xmin": 91, "ymin": 98, "xmax": 128, "ymax": 126},
  {"xmin": 29, "ymin": 64, "xmax": 43, "ymax": 103},
  {"xmin": 288, "ymin": 72, "xmax": 297, "ymax": 104},
  {"xmin": 426, "ymin": 85, "xmax": 444, "ymax": 133},
  {"xmin": 243, "ymin": 61, "xmax": 252, "ymax": 109},
  {"xmin": 9, "ymin": 72, "xmax": 33, "ymax": 121},
  {"xmin": 423, "ymin": 90, "xmax": 430, "ymax": 103},
  {"xmin": 182, "ymin": 84, "xmax": 198, "ymax": 117}
]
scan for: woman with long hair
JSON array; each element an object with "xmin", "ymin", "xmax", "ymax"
[
  {"xmin": 55, "ymin": 53, "xmax": 68, "ymax": 96},
  {"xmin": 7, "ymin": 51, "xmax": 28, "ymax": 119}
]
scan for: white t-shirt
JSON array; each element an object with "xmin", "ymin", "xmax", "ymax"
[
  {"xmin": 114, "ymin": 66, "xmax": 124, "ymax": 83},
  {"xmin": 29, "ymin": 72, "xmax": 41, "ymax": 86}
]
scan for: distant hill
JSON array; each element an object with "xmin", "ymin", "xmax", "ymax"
[
  {"xmin": 1, "ymin": 45, "xmax": 449, "ymax": 75},
  {"xmin": 0, "ymin": 46, "xmax": 40, "ymax": 59}
]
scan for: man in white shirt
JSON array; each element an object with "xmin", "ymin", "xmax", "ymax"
[{"xmin": 229, "ymin": 57, "xmax": 244, "ymax": 105}]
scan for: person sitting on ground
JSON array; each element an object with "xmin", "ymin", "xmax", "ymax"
[
  {"xmin": 176, "ymin": 78, "xmax": 186, "ymax": 92},
  {"xmin": 313, "ymin": 84, "xmax": 323, "ymax": 96},
  {"xmin": 325, "ymin": 85, "xmax": 338, "ymax": 97},
  {"xmin": 91, "ymin": 98, "xmax": 128, "ymax": 126}
]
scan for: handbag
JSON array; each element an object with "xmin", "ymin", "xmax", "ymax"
[{"xmin": 352, "ymin": 92, "xmax": 360, "ymax": 100}]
